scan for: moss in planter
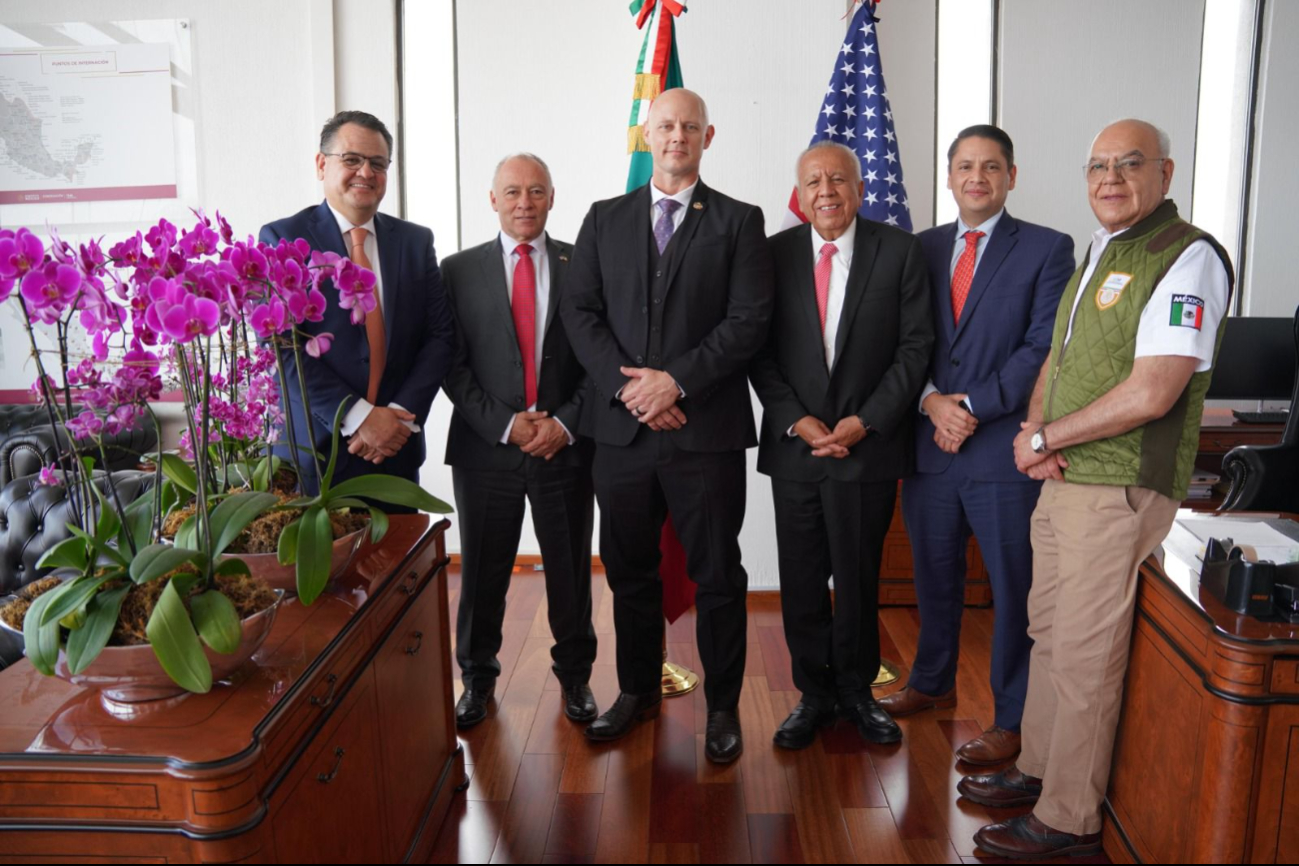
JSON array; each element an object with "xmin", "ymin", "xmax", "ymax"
[
  {"xmin": 162, "ymin": 493, "xmax": 370, "ymax": 555},
  {"xmin": 2, "ymin": 570, "xmax": 278, "ymax": 647}
]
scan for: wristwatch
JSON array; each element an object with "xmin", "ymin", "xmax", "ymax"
[{"xmin": 1030, "ymin": 426, "xmax": 1050, "ymax": 455}]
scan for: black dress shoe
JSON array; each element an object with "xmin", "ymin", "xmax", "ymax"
[
  {"xmin": 840, "ymin": 697, "xmax": 902, "ymax": 744},
  {"xmin": 585, "ymin": 691, "xmax": 661, "ymax": 741},
  {"xmin": 705, "ymin": 710, "xmax": 744, "ymax": 763},
  {"xmin": 455, "ymin": 685, "xmax": 495, "ymax": 729},
  {"xmin": 773, "ymin": 702, "xmax": 835, "ymax": 750},
  {"xmin": 562, "ymin": 684, "xmax": 598, "ymax": 723}
]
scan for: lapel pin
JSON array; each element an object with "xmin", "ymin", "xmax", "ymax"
[
  {"xmin": 559, "ymin": 254, "xmax": 568, "ymax": 262},
  {"xmin": 692, "ymin": 202, "xmax": 704, "ymax": 211}
]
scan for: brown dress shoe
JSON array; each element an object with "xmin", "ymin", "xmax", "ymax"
[
  {"xmin": 956, "ymin": 725, "xmax": 1021, "ymax": 765},
  {"xmin": 957, "ymin": 765, "xmax": 1042, "ymax": 807},
  {"xmin": 877, "ymin": 685, "xmax": 956, "ymax": 717},
  {"xmin": 974, "ymin": 813, "xmax": 1102, "ymax": 859}
]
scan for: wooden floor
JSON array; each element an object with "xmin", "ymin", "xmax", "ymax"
[{"xmin": 428, "ymin": 568, "xmax": 1109, "ymax": 864}]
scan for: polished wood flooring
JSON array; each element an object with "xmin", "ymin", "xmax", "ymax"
[{"xmin": 429, "ymin": 568, "xmax": 1109, "ymax": 864}]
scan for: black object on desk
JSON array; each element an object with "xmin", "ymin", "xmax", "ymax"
[{"xmin": 1200, "ymin": 535, "xmax": 1299, "ymax": 618}]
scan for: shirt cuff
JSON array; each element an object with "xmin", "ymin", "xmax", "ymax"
[
  {"xmin": 389, "ymin": 402, "xmax": 420, "ymax": 433},
  {"xmin": 918, "ymin": 381, "xmax": 939, "ymax": 414},
  {"xmin": 340, "ymin": 398, "xmax": 374, "ymax": 437},
  {"xmin": 500, "ymin": 414, "xmax": 516, "ymax": 445},
  {"xmin": 555, "ymin": 418, "xmax": 576, "ymax": 446}
]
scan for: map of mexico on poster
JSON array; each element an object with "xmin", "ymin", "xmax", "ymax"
[{"xmin": 0, "ymin": 42, "xmax": 175, "ymax": 204}]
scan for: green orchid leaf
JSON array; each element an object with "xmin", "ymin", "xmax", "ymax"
[
  {"xmin": 367, "ymin": 506, "xmax": 389, "ymax": 545},
  {"xmin": 121, "ymin": 492, "xmax": 155, "ymax": 553},
  {"xmin": 145, "ymin": 580, "xmax": 212, "ymax": 694},
  {"xmin": 326, "ymin": 498, "xmax": 368, "ymax": 510},
  {"xmin": 277, "ymin": 517, "xmax": 301, "ymax": 566},
  {"xmin": 36, "ymin": 536, "xmax": 91, "ymax": 573},
  {"xmin": 190, "ymin": 590, "xmax": 241, "ymax": 655},
  {"xmin": 22, "ymin": 588, "xmax": 62, "ymax": 676},
  {"xmin": 65, "ymin": 584, "xmax": 130, "ymax": 675},
  {"xmin": 295, "ymin": 505, "xmax": 333, "ymax": 606},
  {"xmin": 328, "ymin": 476, "xmax": 453, "ymax": 513},
  {"xmin": 319, "ymin": 398, "xmax": 353, "ymax": 495},
  {"xmin": 66, "ymin": 523, "xmax": 128, "ymax": 568},
  {"xmin": 129, "ymin": 543, "xmax": 203, "ymax": 585},
  {"xmin": 207, "ymin": 491, "xmax": 280, "ymax": 557},
  {"xmin": 89, "ymin": 482, "xmax": 122, "ymax": 543},
  {"xmin": 39, "ymin": 573, "xmax": 117, "ymax": 627},
  {"xmin": 252, "ymin": 455, "xmax": 282, "ymax": 493},
  {"xmin": 159, "ymin": 479, "xmax": 180, "ymax": 520},
  {"xmin": 283, "ymin": 496, "xmax": 317, "ymax": 508},
  {"xmin": 175, "ymin": 514, "xmax": 198, "ymax": 550},
  {"xmin": 214, "ymin": 556, "xmax": 251, "ymax": 578},
  {"xmin": 161, "ymin": 453, "xmax": 199, "ymax": 496}
]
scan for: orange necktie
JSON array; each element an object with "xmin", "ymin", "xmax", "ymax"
[
  {"xmin": 348, "ymin": 226, "xmax": 385, "ymax": 404},
  {"xmin": 951, "ymin": 230, "xmax": 984, "ymax": 324}
]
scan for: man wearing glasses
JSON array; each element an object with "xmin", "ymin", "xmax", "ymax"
[
  {"xmin": 964, "ymin": 119, "xmax": 1233, "ymax": 859},
  {"xmin": 260, "ymin": 110, "xmax": 454, "ymax": 493}
]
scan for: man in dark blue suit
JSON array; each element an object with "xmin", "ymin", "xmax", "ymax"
[
  {"xmin": 260, "ymin": 111, "xmax": 454, "ymax": 494},
  {"xmin": 883, "ymin": 125, "xmax": 1074, "ymax": 765}
]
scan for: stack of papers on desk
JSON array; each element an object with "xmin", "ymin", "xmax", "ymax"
[
  {"xmin": 1186, "ymin": 468, "xmax": 1220, "ymax": 501},
  {"xmin": 1177, "ymin": 517, "xmax": 1299, "ymax": 564}
]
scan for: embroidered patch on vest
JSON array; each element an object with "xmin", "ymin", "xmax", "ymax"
[
  {"xmin": 1170, "ymin": 294, "xmax": 1204, "ymax": 329},
  {"xmin": 1095, "ymin": 271, "xmax": 1132, "ymax": 310}
]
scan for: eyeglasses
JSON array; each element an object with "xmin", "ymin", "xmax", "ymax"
[
  {"xmin": 321, "ymin": 152, "xmax": 391, "ymax": 173},
  {"xmin": 1083, "ymin": 156, "xmax": 1167, "ymax": 182}
]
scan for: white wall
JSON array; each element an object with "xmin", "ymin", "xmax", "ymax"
[
  {"xmin": 1243, "ymin": 0, "xmax": 1299, "ymax": 317},
  {"xmin": 422, "ymin": 0, "xmax": 937, "ymax": 585},
  {"xmin": 997, "ymin": 0, "xmax": 1205, "ymax": 257}
]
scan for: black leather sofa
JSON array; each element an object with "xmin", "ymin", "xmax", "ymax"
[{"xmin": 0, "ymin": 403, "xmax": 158, "ymax": 489}]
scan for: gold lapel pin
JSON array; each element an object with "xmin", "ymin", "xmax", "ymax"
[
  {"xmin": 559, "ymin": 254, "xmax": 569, "ymax": 262},
  {"xmin": 692, "ymin": 202, "xmax": 704, "ymax": 211}
]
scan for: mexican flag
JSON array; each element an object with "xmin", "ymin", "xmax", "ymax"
[{"xmin": 625, "ymin": 0, "xmax": 696, "ymax": 625}]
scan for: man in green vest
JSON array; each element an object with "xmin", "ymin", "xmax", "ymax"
[{"xmin": 962, "ymin": 119, "xmax": 1233, "ymax": 859}]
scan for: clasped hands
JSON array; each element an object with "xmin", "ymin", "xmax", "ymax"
[
  {"xmin": 348, "ymin": 405, "xmax": 416, "ymax": 464},
  {"xmin": 508, "ymin": 410, "xmax": 569, "ymax": 460},
  {"xmin": 619, "ymin": 366, "xmax": 687, "ymax": 431},
  {"xmin": 793, "ymin": 414, "xmax": 867, "ymax": 458},
  {"xmin": 1013, "ymin": 421, "xmax": 1068, "ymax": 481},
  {"xmin": 923, "ymin": 392, "xmax": 978, "ymax": 454}
]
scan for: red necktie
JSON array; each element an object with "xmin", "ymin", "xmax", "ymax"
[
  {"xmin": 951, "ymin": 230, "xmax": 985, "ymax": 324},
  {"xmin": 348, "ymin": 227, "xmax": 385, "ymax": 404},
  {"xmin": 512, "ymin": 244, "xmax": 538, "ymax": 409},
  {"xmin": 814, "ymin": 242, "xmax": 838, "ymax": 334}
]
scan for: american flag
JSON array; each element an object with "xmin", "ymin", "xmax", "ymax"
[{"xmin": 784, "ymin": 0, "xmax": 912, "ymax": 231}]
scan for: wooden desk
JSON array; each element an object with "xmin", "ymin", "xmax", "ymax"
[
  {"xmin": 1104, "ymin": 514, "xmax": 1299, "ymax": 864},
  {"xmin": 0, "ymin": 515, "xmax": 462, "ymax": 862}
]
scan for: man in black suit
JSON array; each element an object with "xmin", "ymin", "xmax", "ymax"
[
  {"xmin": 260, "ymin": 110, "xmax": 454, "ymax": 492},
  {"xmin": 751, "ymin": 141, "xmax": 933, "ymax": 750},
  {"xmin": 441, "ymin": 154, "xmax": 597, "ymax": 729},
  {"xmin": 561, "ymin": 88, "xmax": 774, "ymax": 762}
]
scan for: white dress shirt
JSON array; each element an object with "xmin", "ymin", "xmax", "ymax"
[
  {"xmin": 496, "ymin": 232, "xmax": 573, "ymax": 446},
  {"xmin": 918, "ymin": 209, "xmax": 1005, "ymax": 416},
  {"xmin": 812, "ymin": 219, "xmax": 856, "ymax": 370},
  {"xmin": 649, "ymin": 179, "xmax": 698, "ymax": 234},
  {"xmin": 325, "ymin": 204, "xmax": 418, "ymax": 438}
]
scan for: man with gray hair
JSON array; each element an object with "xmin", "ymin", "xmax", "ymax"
[
  {"xmin": 750, "ymin": 140, "xmax": 932, "ymax": 749},
  {"xmin": 965, "ymin": 119, "xmax": 1232, "ymax": 858},
  {"xmin": 441, "ymin": 153, "xmax": 597, "ymax": 729}
]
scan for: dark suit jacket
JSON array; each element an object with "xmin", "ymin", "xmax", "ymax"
[
  {"xmin": 915, "ymin": 212, "xmax": 1074, "ymax": 482},
  {"xmin": 258, "ymin": 201, "xmax": 455, "ymax": 486},
  {"xmin": 441, "ymin": 235, "xmax": 591, "ymax": 471},
  {"xmin": 751, "ymin": 216, "xmax": 934, "ymax": 483},
  {"xmin": 560, "ymin": 180, "xmax": 774, "ymax": 452}
]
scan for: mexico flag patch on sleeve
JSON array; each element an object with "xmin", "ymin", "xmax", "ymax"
[{"xmin": 1170, "ymin": 294, "xmax": 1205, "ymax": 329}]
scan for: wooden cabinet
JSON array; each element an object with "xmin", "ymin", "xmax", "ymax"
[
  {"xmin": 0, "ymin": 516, "xmax": 463, "ymax": 863},
  {"xmin": 1104, "ymin": 516, "xmax": 1299, "ymax": 863}
]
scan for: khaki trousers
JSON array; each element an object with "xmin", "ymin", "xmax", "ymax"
[{"xmin": 1017, "ymin": 480, "xmax": 1179, "ymax": 835}]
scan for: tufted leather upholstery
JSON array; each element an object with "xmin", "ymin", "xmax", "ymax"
[
  {"xmin": 0, "ymin": 404, "xmax": 158, "ymax": 489},
  {"xmin": 0, "ymin": 470, "xmax": 154, "ymax": 669}
]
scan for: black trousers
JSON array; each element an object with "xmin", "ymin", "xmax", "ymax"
[
  {"xmin": 771, "ymin": 476, "xmax": 897, "ymax": 708},
  {"xmin": 593, "ymin": 434, "xmax": 748, "ymax": 710},
  {"xmin": 452, "ymin": 460, "xmax": 597, "ymax": 690}
]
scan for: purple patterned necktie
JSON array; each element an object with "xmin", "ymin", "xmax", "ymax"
[{"xmin": 654, "ymin": 198, "xmax": 682, "ymax": 255}]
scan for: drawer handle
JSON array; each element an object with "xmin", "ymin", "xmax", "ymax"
[
  {"xmin": 317, "ymin": 747, "xmax": 345, "ymax": 783},
  {"xmin": 405, "ymin": 630, "xmax": 424, "ymax": 656},
  {"xmin": 310, "ymin": 673, "xmax": 339, "ymax": 708},
  {"xmin": 402, "ymin": 571, "xmax": 420, "ymax": 595}
]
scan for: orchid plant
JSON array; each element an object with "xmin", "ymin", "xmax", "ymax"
[{"xmin": 0, "ymin": 212, "xmax": 449, "ymax": 692}]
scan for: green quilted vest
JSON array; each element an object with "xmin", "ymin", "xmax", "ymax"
[{"xmin": 1042, "ymin": 200, "xmax": 1234, "ymax": 499}]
